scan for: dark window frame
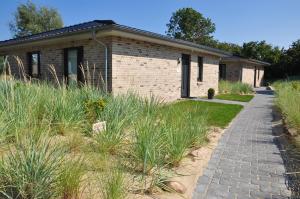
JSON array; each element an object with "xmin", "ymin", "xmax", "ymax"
[
  {"xmin": 27, "ymin": 51, "xmax": 41, "ymax": 78},
  {"xmin": 63, "ymin": 46, "xmax": 84, "ymax": 85},
  {"xmin": 197, "ymin": 56, "xmax": 203, "ymax": 82},
  {"xmin": 219, "ymin": 64, "xmax": 226, "ymax": 80}
]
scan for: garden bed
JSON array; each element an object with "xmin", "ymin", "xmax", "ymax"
[{"xmin": 0, "ymin": 79, "xmax": 242, "ymax": 199}]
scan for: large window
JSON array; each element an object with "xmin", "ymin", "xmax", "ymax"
[
  {"xmin": 64, "ymin": 47, "xmax": 83, "ymax": 85},
  {"xmin": 219, "ymin": 64, "xmax": 226, "ymax": 80},
  {"xmin": 27, "ymin": 52, "xmax": 40, "ymax": 78},
  {"xmin": 197, "ymin": 57, "xmax": 203, "ymax": 82}
]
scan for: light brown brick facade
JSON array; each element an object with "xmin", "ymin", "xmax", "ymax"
[
  {"xmin": 1, "ymin": 35, "xmax": 220, "ymax": 101},
  {"xmin": 111, "ymin": 37, "xmax": 219, "ymax": 101},
  {"xmin": 220, "ymin": 61, "xmax": 265, "ymax": 87},
  {"xmin": 4, "ymin": 37, "xmax": 112, "ymax": 87}
]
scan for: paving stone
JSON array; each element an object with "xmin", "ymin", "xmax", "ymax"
[{"xmin": 192, "ymin": 88, "xmax": 290, "ymax": 199}]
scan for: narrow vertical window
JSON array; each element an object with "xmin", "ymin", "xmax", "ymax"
[
  {"xmin": 219, "ymin": 64, "xmax": 226, "ymax": 80},
  {"xmin": 28, "ymin": 52, "xmax": 40, "ymax": 78},
  {"xmin": 258, "ymin": 69, "xmax": 260, "ymax": 80},
  {"xmin": 0, "ymin": 55, "xmax": 5, "ymax": 75},
  {"xmin": 197, "ymin": 56, "xmax": 203, "ymax": 82}
]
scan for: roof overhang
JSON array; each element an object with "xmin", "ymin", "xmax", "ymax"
[
  {"xmin": 220, "ymin": 57, "xmax": 271, "ymax": 66},
  {"xmin": 0, "ymin": 24, "xmax": 230, "ymax": 58}
]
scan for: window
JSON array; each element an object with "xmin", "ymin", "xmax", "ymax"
[
  {"xmin": 197, "ymin": 57, "xmax": 203, "ymax": 82},
  {"xmin": 27, "ymin": 52, "xmax": 40, "ymax": 78},
  {"xmin": 64, "ymin": 47, "xmax": 83, "ymax": 85},
  {"xmin": 219, "ymin": 64, "xmax": 226, "ymax": 80},
  {"xmin": 258, "ymin": 69, "xmax": 260, "ymax": 80},
  {"xmin": 0, "ymin": 55, "xmax": 5, "ymax": 74}
]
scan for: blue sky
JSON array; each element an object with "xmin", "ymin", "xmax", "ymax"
[{"xmin": 1, "ymin": 0, "xmax": 299, "ymax": 48}]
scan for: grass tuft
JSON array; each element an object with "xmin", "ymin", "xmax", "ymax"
[
  {"xmin": 219, "ymin": 80, "xmax": 253, "ymax": 94},
  {"xmin": 0, "ymin": 135, "xmax": 65, "ymax": 199}
]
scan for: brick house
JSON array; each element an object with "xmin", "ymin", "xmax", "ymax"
[
  {"xmin": 0, "ymin": 20, "xmax": 268, "ymax": 101},
  {"xmin": 219, "ymin": 56, "xmax": 270, "ymax": 87}
]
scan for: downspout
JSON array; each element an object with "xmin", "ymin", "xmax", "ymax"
[{"xmin": 92, "ymin": 30, "xmax": 108, "ymax": 92}]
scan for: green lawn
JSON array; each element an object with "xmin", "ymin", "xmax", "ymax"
[
  {"xmin": 215, "ymin": 94, "xmax": 254, "ymax": 102},
  {"xmin": 164, "ymin": 100, "xmax": 243, "ymax": 128}
]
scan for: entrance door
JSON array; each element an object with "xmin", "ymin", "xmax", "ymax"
[
  {"xmin": 254, "ymin": 66, "xmax": 257, "ymax": 87},
  {"xmin": 181, "ymin": 54, "xmax": 190, "ymax": 98}
]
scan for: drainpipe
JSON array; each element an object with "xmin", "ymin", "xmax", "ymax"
[{"xmin": 92, "ymin": 30, "xmax": 108, "ymax": 92}]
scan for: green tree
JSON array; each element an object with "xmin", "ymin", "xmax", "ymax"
[
  {"xmin": 9, "ymin": 1, "xmax": 63, "ymax": 38},
  {"xmin": 216, "ymin": 42, "xmax": 242, "ymax": 55},
  {"xmin": 166, "ymin": 8, "xmax": 216, "ymax": 46},
  {"xmin": 240, "ymin": 41, "xmax": 285, "ymax": 79},
  {"xmin": 241, "ymin": 41, "xmax": 282, "ymax": 63},
  {"xmin": 281, "ymin": 40, "xmax": 300, "ymax": 77}
]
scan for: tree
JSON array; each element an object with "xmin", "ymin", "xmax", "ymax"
[
  {"xmin": 216, "ymin": 42, "xmax": 242, "ymax": 55},
  {"xmin": 9, "ymin": 1, "xmax": 63, "ymax": 38},
  {"xmin": 166, "ymin": 8, "xmax": 216, "ymax": 46},
  {"xmin": 281, "ymin": 40, "xmax": 300, "ymax": 77}
]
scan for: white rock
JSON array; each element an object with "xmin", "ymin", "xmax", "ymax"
[
  {"xmin": 165, "ymin": 181, "xmax": 187, "ymax": 194},
  {"xmin": 92, "ymin": 121, "xmax": 106, "ymax": 134},
  {"xmin": 189, "ymin": 150, "xmax": 199, "ymax": 157}
]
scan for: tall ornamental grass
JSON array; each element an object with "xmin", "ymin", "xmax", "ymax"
[
  {"xmin": 0, "ymin": 80, "xmax": 105, "ymax": 143},
  {"xmin": 273, "ymin": 81, "xmax": 300, "ymax": 134},
  {"xmin": 0, "ymin": 135, "xmax": 65, "ymax": 199},
  {"xmin": 131, "ymin": 106, "xmax": 208, "ymax": 171},
  {"xmin": 219, "ymin": 80, "xmax": 253, "ymax": 94}
]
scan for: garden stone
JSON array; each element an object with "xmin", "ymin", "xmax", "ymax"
[
  {"xmin": 92, "ymin": 121, "xmax": 106, "ymax": 134},
  {"xmin": 165, "ymin": 181, "xmax": 187, "ymax": 194}
]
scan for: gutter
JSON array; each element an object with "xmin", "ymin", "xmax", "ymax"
[{"xmin": 92, "ymin": 30, "xmax": 108, "ymax": 92}]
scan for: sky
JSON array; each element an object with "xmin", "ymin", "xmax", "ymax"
[{"xmin": 0, "ymin": 0, "xmax": 300, "ymax": 49}]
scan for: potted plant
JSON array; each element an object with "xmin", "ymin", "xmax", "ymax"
[{"xmin": 207, "ymin": 88, "xmax": 215, "ymax": 99}]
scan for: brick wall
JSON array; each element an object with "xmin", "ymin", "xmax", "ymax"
[
  {"xmin": 3, "ymin": 35, "xmax": 221, "ymax": 101},
  {"xmin": 242, "ymin": 64, "xmax": 264, "ymax": 87},
  {"xmin": 224, "ymin": 62, "xmax": 242, "ymax": 82},
  {"xmin": 4, "ymin": 37, "xmax": 111, "ymax": 87},
  {"xmin": 111, "ymin": 36, "xmax": 220, "ymax": 101}
]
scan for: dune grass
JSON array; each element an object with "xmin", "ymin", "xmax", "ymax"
[
  {"xmin": 0, "ymin": 77, "xmax": 242, "ymax": 198},
  {"xmin": 219, "ymin": 80, "xmax": 253, "ymax": 95},
  {"xmin": 273, "ymin": 80, "xmax": 300, "ymax": 135},
  {"xmin": 215, "ymin": 94, "xmax": 254, "ymax": 102}
]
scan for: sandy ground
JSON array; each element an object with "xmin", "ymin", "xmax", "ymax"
[{"xmin": 130, "ymin": 127, "xmax": 225, "ymax": 199}]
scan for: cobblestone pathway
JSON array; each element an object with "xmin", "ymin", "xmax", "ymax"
[{"xmin": 193, "ymin": 88, "xmax": 291, "ymax": 199}]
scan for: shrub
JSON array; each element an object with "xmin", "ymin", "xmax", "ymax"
[
  {"xmin": 207, "ymin": 88, "xmax": 215, "ymax": 99},
  {"xmin": 219, "ymin": 80, "xmax": 253, "ymax": 94},
  {"xmin": 0, "ymin": 135, "xmax": 65, "ymax": 199},
  {"xmin": 84, "ymin": 98, "xmax": 106, "ymax": 124}
]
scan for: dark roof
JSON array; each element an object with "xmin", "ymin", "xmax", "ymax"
[
  {"xmin": 0, "ymin": 20, "xmax": 116, "ymax": 46},
  {"xmin": 221, "ymin": 55, "xmax": 271, "ymax": 66},
  {"xmin": 110, "ymin": 24, "xmax": 231, "ymax": 56},
  {"xmin": 0, "ymin": 19, "xmax": 231, "ymax": 56}
]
